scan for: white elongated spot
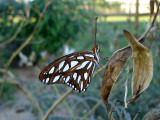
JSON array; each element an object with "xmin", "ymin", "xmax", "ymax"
[
  {"xmin": 94, "ymin": 59, "xmax": 98, "ymax": 64},
  {"xmin": 92, "ymin": 64, "xmax": 95, "ymax": 74},
  {"xmin": 62, "ymin": 76, "xmax": 65, "ymax": 81},
  {"xmin": 77, "ymin": 56, "xmax": 84, "ymax": 60},
  {"xmin": 87, "ymin": 84, "xmax": 89, "ymax": 88},
  {"xmin": 53, "ymin": 75, "xmax": 60, "ymax": 83},
  {"xmin": 83, "ymin": 89, "xmax": 86, "ymax": 91},
  {"xmin": 42, "ymin": 79, "xmax": 45, "ymax": 84},
  {"xmin": 65, "ymin": 76, "xmax": 70, "ymax": 83},
  {"xmin": 72, "ymin": 85, "xmax": 74, "ymax": 88},
  {"xmin": 76, "ymin": 61, "xmax": 89, "ymax": 70},
  {"xmin": 77, "ymin": 75, "xmax": 81, "ymax": 84},
  {"xmin": 46, "ymin": 78, "xmax": 49, "ymax": 83},
  {"xmin": 89, "ymin": 77, "xmax": 91, "ymax": 83},
  {"xmin": 81, "ymin": 81, "xmax": 83, "ymax": 91},
  {"xmin": 73, "ymin": 73, "xmax": 77, "ymax": 80},
  {"xmin": 69, "ymin": 56, "xmax": 74, "ymax": 58},
  {"xmin": 67, "ymin": 83, "xmax": 69, "ymax": 85},
  {"xmin": 84, "ymin": 72, "xmax": 88, "ymax": 80},
  {"xmin": 87, "ymin": 62, "xmax": 93, "ymax": 70},
  {"xmin": 85, "ymin": 54, "xmax": 94, "ymax": 58},
  {"xmin": 75, "ymin": 88, "xmax": 77, "ymax": 91},
  {"xmin": 70, "ymin": 61, "xmax": 79, "ymax": 68},
  {"xmin": 49, "ymin": 67, "xmax": 55, "ymax": 74},
  {"xmin": 95, "ymin": 50, "xmax": 99, "ymax": 63},
  {"xmin": 59, "ymin": 61, "xmax": 65, "ymax": 71},
  {"xmin": 63, "ymin": 64, "xmax": 69, "ymax": 72}
]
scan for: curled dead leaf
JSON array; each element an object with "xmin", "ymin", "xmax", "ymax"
[
  {"xmin": 101, "ymin": 46, "xmax": 132, "ymax": 105},
  {"xmin": 101, "ymin": 33, "xmax": 145, "ymax": 105},
  {"xmin": 123, "ymin": 30, "xmax": 153, "ymax": 100}
]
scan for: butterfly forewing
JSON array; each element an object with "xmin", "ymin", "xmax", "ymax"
[{"xmin": 39, "ymin": 51, "xmax": 96, "ymax": 92}]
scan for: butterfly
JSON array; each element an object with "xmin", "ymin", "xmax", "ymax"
[
  {"xmin": 39, "ymin": 44, "xmax": 100, "ymax": 92},
  {"xmin": 39, "ymin": 17, "xmax": 100, "ymax": 92}
]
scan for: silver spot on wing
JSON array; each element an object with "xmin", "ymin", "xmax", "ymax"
[
  {"xmin": 73, "ymin": 73, "xmax": 77, "ymax": 80},
  {"xmin": 87, "ymin": 62, "xmax": 93, "ymax": 70},
  {"xmin": 59, "ymin": 61, "xmax": 65, "ymax": 71},
  {"xmin": 53, "ymin": 75, "xmax": 60, "ymax": 83},
  {"xmin": 76, "ymin": 61, "xmax": 89, "ymax": 70},
  {"xmin": 46, "ymin": 78, "xmax": 49, "ymax": 83},
  {"xmin": 63, "ymin": 64, "xmax": 69, "ymax": 72},
  {"xmin": 80, "ymin": 81, "xmax": 83, "ymax": 91},
  {"xmin": 65, "ymin": 76, "xmax": 70, "ymax": 83},
  {"xmin": 84, "ymin": 54, "xmax": 94, "ymax": 58},
  {"xmin": 77, "ymin": 56, "xmax": 84, "ymax": 60},
  {"xmin": 70, "ymin": 61, "xmax": 79, "ymax": 68},
  {"xmin": 49, "ymin": 67, "xmax": 55, "ymax": 74},
  {"xmin": 84, "ymin": 72, "xmax": 88, "ymax": 80},
  {"xmin": 77, "ymin": 75, "xmax": 81, "ymax": 84}
]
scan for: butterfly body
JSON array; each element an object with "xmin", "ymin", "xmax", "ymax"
[{"xmin": 39, "ymin": 44, "xmax": 100, "ymax": 92}]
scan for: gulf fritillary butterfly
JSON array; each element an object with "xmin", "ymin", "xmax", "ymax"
[{"xmin": 39, "ymin": 17, "xmax": 100, "ymax": 92}]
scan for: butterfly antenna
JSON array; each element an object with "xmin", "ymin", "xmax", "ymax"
[{"xmin": 94, "ymin": 17, "xmax": 98, "ymax": 44}]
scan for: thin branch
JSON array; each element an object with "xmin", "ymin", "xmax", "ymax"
[
  {"xmin": 0, "ymin": 0, "xmax": 54, "ymax": 97},
  {"xmin": 0, "ymin": 80, "xmax": 43, "ymax": 118},
  {"xmin": 80, "ymin": 100, "xmax": 102, "ymax": 120},
  {"xmin": 139, "ymin": 2, "xmax": 160, "ymax": 40},
  {"xmin": 133, "ymin": 112, "xmax": 140, "ymax": 120},
  {"xmin": 5, "ymin": 0, "xmax": 53, "ymax": 72},
  {"xmin": 110, "ymin": 100, "xmax": 123, "ymax": 120},
  {"xmin": 53, "ymin": 86, "xmax": 76, "ymax": 120},
  {"xmin": 42, "ymin": 66, "xmax": 104, "ymax": 120},
  {"xmin": 0, "ymin": 21, "xmax": 24, "ymax": 47},
  {"xmin": 0, "ymin": 68, "xmax": 15, "ymax": 78},
  {"xmin": 120, "ymin": 100, "xmax": 131, "ymax": 120},
  {"xmin": 31, "ymin": 6, "xmax": 41, "ymax": 16},
  {"xmin": 124, "ymin": 59, "xmax": 131, "ymax": 108},
  {"xmin": 42, "ymin": 89, "xmax": 73, "ymax": 120}
]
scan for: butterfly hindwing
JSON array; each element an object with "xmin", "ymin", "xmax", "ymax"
[{"xmin": 39, "ymin": 51, "xmax": 96, "ymax": 92}]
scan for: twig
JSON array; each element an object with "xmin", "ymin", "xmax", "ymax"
[
  {"xmin": 80, "ymin": 100, "xmax": 102, "ymax": 120},
  {"xmin": 42, "ymin": 66, "xmax": 104, "ymax": 120},
  {"xmin": 93, "ymin": 64, "xmax": 106, "ymax": 77},
  {"xmin": 0, "ymin": 68, "xmax": 15, "ymax": 78},
  {"xmin": 0, "ymin": 0, "xmax": 54, "ymax": 97},
  {"xmin": 124, "ymin": 59, "xmax": 131, "ymax": 108},
  {"xmin": 120, "ymin": 100, "xmax": 131, "ymax": 120},
  {"xmin": 42, "ymin": 89, "xmax": 73, "ymax": 120},
  {"xmin": 110, "ymin": 100, "xmax": 123, "ymax": 119},
  {"xmin": 5, "ymin": 0, "xmax": 53, "ymax": 72},
  {"xmin": 139, "ymin": 2, "xmax": 160, "ymax": 40},
  {"xmin": 0, "ymin": 21, "xmax": 24, "ymax": 47},
  {"xmin": 0, "ymin": 80, "xmax": 43, "ymax": 118},
  {"xmin": 31, "ymin": 6, "xmax": 41, "ymax": 16},
  {"xmin": 133, "ymin": 112, "xmax": 140, "ymax": 120},
  {"xmin": 53, "ymin": 86, "xmax": 76, "ymax": 120}
]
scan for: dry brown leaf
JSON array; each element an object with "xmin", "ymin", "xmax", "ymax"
[
  {"xmin": 123, "ymin": 30, "xmax": 153, "ymax": 99},
  {"xmin": 101, "ymin": 35, "xmax": 145, "ymax": 105},
  {"xmin": 101, "ymin": 46, "xmax": 132, "ymax": 105}
]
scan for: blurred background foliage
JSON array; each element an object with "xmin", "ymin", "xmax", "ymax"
[
  {"xmin": 0, "ymin": 0, "xmax": 160, "ymax": 120},
  {"xmin": 0, "ymin": 0, "xmax": 91, "ymax": 64}
]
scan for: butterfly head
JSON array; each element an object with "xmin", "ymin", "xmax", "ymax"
[{"xmin": 92, "ymin": 44, "xmax": 100, "ymax": 63}]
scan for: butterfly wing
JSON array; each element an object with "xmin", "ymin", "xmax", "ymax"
[{"xmin": 39, "ymin": 51, "xmax": 96, "ymax": 92}]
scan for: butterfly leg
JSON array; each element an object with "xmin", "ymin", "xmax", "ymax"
[
  {"xmin": 100, "ymin": 54, "xmax": 111, "ymax": 60},
  {"xmin": 95, "ymin": 68, "xmax": 103, "ymax": 78}
]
